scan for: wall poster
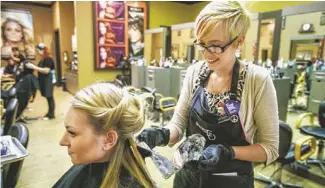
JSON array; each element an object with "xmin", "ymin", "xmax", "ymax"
[
  {"xmin": 94, "ymin": 1, "xmax": 147, "ymax": 70},
  {"xmin": 1, "ymin": 8, "xmax": 35, "ymax": 60},
  {"xmin": 128, "ymin": 6, "xmax": 144, "ymax": 60}
]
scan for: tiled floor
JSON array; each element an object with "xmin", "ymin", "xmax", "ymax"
[{"xmin": 14, "ymin": 87, "xmax": 324, "ymax": 188}]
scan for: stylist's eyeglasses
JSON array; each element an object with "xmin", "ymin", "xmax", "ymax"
[{"xmin": 193, "ymin": 36, "xmax": 238, "ymax": 54}]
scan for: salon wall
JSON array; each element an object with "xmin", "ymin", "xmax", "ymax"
[
  {"xmin": 59, "ymin": 2, "xmax": 75, "ymax": 76},
  {"xmin": 75, "ymin": 1, "xmax": 119, "ymax": 89},
  {"xmin": 188, "ymin": 2, "xmax": 209, "ymax": 21},
  {"xmin": 1, "ymin": 2, "xmax": 54, "ymax": 63},
  {"xmin": 148, "ymin": 2, "xmax": 193, "ymax": 28},
  {"xmin": 280, "ymin": 11, "xmax": 325, "ymax": 61},
  {"xmin": 52, "ymin": 2, "xmax": 75, "ymax": 76},
  {"xmin": 186, "ymin": 1, "xmax": 314, "ymax": 22},
  {"xmin": 243, "ymin": 20, "xmax": 258, "ymax": 61},
  {"xmin": 245, "ymin": 1, "xmax": 313, "ymax": 13},
  {"xmin": 52, "ymin": 2, "xmax": 60, "ymax": 30}
]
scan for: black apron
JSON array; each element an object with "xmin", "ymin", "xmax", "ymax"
[
  {"xmin": 173, "ymin": 59, "xmax": 254, "ymax": 188},
  {"xmin": 38, "ymin": 58, "xmax": 54, "ymax": 98}
]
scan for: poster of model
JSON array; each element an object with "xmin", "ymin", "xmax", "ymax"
[
  {"xmin": 95, "ymin": 1, "xmax": 126, "ymax": 69},
  {"xmin": 97, "ymin": 1, "xmax": 125, "ymax": 21},
  {"xmin": 98, "ymin": 21, "xmax": 125, "ymax": 45},
  {"xmin": 98, "ymin": 46, "xmax": 124, "ymax": 69},
  {"xmin": 1, "ymin": 8, "xmax": 35, "ymax": 60},
  {"xmin": 128, "ymin": 6, "xmax": 144, "ymax": 60}
]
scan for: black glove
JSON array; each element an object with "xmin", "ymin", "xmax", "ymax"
[
  {"xmin": 198, "ymin": 144, "xmax": 235, "ymax": 171},
  {"xmin": 136, "ymin": 126, "xmax": 170, "ymax": 149},
  {"xmin": 136, "ymin": 145, "xmax": 152, "ymax": 159}
]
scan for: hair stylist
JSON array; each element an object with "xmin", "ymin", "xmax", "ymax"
[
  {"xmin": 137, "ymin": 2, "xmax": 279, "ymax": 188},
  {"xmin": 26, "ymin": 43, "xmax": 55, "ymax": 120}
]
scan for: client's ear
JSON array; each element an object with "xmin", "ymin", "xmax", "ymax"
[{"xmin": 103, "ymin": 130, "xmax": 118, "ymax": 151}]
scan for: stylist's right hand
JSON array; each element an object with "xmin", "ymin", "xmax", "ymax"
[
  {"xmin": 198, "ymin": 144, "xmax": 235, "ymax": 171},
  {"xmin": 136, "ymin": 126, "xmax": 170, "ymax": 149}
]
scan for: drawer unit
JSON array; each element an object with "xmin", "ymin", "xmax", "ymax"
[
  {"xmin": 311, "ymin": 71, "xmax": 325, "ymax": 82},
  {"xmin": 280, "ymin": 68, "xmax": 295, "ymax": 82},
  {"xmin": 66, "ymin": 72, "xmax": 78, "ymax": 95},
  {"xmin": 146, "ymin": 67, "xmax": 171, "ymax": 96},
  {"xmin": 170, "ymin": 67, "xmax": 186, "ymax": 98},
  {"xmin": 273, "ymin": 77, "xmax": 290, "ymax": 121},
  {"xmin": 131, "ymin": 64, "xmax": 147, "ymax": 88},
  {"xmin": 308, "ymin": 71, "xmax": 325, "ymax": 114},
  {"xmin": 180, "ymin": 70, "xmax": 187, "ymax": 95}
]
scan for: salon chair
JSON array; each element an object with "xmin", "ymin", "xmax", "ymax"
[
  {"xmin": 1, "ymin": 87, "xmax": 17, "ymax": 109},
  {"xmin": 1, "ymin": 77, "xmax": 15, "ymax": 91},
  {"xmin": 295, "ymin": 101, "xmax": 325, "ymax": 174},
  {"xmin": 2, "ymin": 123, "xmax": 29, "ymax": 188},
  {"xmin": 255, "ymin": 121, "xmax": 316, "ymax": 188},
  {"xmin": 141, "ymin": 87, "xmax": 177, "ymax": 126},
  {"xmin": 1, "ymin": 98, "xmax": 18, "ymax": 136}
]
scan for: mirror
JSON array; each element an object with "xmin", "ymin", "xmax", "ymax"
[
  {"xmin": 290, "ymin": 39, "xmax": 321, "ymax": 61},
  {"xmin": 171, "ymin": 43, "xmax": 179, "ymax": 59},
  {"xmin": 258, "ymin": 18, "xmax": 275, "ymax": 63}
]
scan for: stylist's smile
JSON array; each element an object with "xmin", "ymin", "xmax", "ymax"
[{"xmin": 207, "ymin": 58, "xmax": 219, "ymax": 64}]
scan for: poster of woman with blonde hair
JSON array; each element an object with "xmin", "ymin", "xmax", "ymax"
[{"xmin": 1, "ymin": 8, "xmax": 35, "ymax": 60}]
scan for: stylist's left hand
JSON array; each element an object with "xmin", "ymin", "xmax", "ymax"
[{"xmin": 198, "ymin": 144, "xmax": 235, "ymax": 171}]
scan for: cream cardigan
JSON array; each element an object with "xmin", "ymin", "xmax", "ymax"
[{"xmin": 166, "ymin": 61, "xmax": 279, "ymax": 165}]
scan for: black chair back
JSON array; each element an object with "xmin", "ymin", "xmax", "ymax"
[
  {"xmin": 3, "ymin": 123, "xmax": 29, "ymax": 188},
  {"xmin": 319, "ymin": 101, "xmax": 325, "ymax": 128},
  {"xmin": 3, "ymin": 98, "xmax": 18, "ymax": 135},
  {"xmin": 8, "ymin": 122, "xmax": 29, "ymax": 148},
  {"xmin": 278, "ymin": 121, "xmax": 293, "ymax": 160},
  {"xmin": 8, "ymin": 87, "xmax": 17, "ymax": 99},
  {"xmin": 1, "ymin": 87, "xmax": 17, "ymax": 108}
]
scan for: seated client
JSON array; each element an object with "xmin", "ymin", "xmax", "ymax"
[{"xmin": 53, "ymin": 82, "xmax": 156, "ymax": 188}]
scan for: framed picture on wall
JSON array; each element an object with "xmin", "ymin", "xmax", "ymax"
[
  {"xmin": 93, "ymin": 1, "xmax": 147, "ymax": 70},
  {"xmin": 1, "ymin": 8, "xmax": 35, "ymax": 60}
]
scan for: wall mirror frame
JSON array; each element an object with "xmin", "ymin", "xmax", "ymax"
[
  {"xmin": 289, "ymin": 35, "xmax": 325, "ymax": 61},
  {"xmin": 255, "ymin": 10, "xmax": 282, "ymax": 65}
]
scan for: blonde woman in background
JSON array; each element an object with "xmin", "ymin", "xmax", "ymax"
[
  {"xmin": 1, "ymin": 17, "xmax": 35, "ymax": 57},
  {"xmin": 137, "ymin": 2, "xmax": 279, "ymax": 187},
  {"xmin": 53, "ymin": 82, "xmax": 156, "ymax": 188}
]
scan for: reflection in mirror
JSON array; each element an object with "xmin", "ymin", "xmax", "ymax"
[
  {"xmin": 258, "ymin": 18, "xmax": 275, "ymax": 63},
  {"xmin": 290, "ymin": 39, "xmax": 319, "ymax": 61}
]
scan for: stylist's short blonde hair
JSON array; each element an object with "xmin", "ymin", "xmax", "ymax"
[{"xmin": 195, "ymin": 1, "xmax": 251, "ymax": 45}]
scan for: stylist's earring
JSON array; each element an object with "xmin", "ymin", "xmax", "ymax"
[{"xmin": 103, "ymin": 146, "xmax": 109, "ymax": 151}]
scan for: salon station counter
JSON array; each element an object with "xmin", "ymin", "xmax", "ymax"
[
  {"xmin": 272, "ymin": 77, "xmax": 291, "ymax": 122},
  {"xmin": 65, "ymin": 71, "xmax": 78, "ymax": 95}
]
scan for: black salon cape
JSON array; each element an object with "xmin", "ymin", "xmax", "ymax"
[{"xmin": 52, "ymin": 162, "xmax": 144, "ymax": 188}]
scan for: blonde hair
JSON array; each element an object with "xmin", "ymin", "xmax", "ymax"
[
  {"xmin": 1, "ymin": 17, "xmax": 35, "ymax": 56},
  {"xmin": 71, "ymin": 82, "xmax": 155, "ymax": 188},
  {"xmin": 195, "ymin": 1, "xmax": 251, "ymax": 46}
]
